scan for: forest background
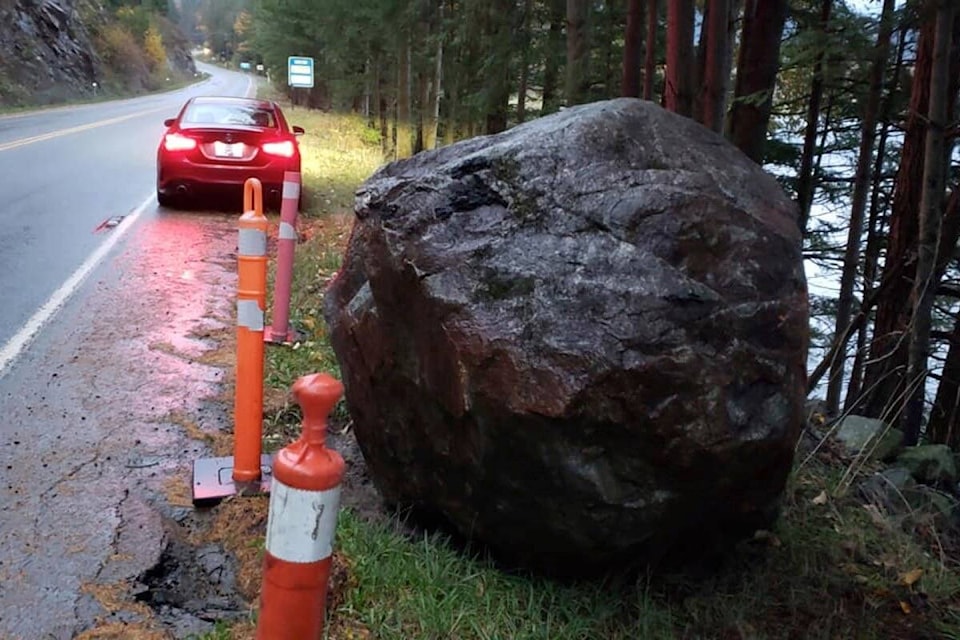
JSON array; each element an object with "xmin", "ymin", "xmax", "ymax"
[{"xmin": 185, "ymin": 0, "xmax": 959, "ymax": 455}]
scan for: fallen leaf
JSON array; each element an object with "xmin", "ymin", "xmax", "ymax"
[
  {"xmin": 902, "ymin": 568, "xmax": 923, "ymax": 586},
  {"xmin": 812, "ymin": 490, "xmax": 829, "ymax": 505},
  {"xmin": 899, "ymin": 600, "xmax": 912, "ymax": 614}
]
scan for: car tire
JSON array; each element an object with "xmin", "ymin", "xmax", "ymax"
[{"xmin": 157, "ymin": 190, "xmax": 176, "ymax": 208}]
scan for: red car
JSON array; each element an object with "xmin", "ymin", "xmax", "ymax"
[{"xmin": 156, "ymin": 96, "xmax": 303, "ymax": 208}]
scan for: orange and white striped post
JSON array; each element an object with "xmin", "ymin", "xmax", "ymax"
[
  {"xmin": 232, "ymin": 178, "xmax": 269, "ymax": 489},
  {"xmin": 264, "ymin": 170, "xmax": 301, "ymax": 345},
  {"xmin": 255, "ymin": 373, "xmax": 345, "ymax": 640}
]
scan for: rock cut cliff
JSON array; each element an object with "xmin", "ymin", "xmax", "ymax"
[{"xmin": 0, "ymin": 0, "xmax": 195, "ymax": 107}]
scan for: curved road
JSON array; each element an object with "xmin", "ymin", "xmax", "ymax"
[
  {"xmin": 0, "ymin": 62, "xmax": 253, "ymax": 362},
  {"xmin": 0, "ymin": 63, "xmax": 259, "ymax": 638}
]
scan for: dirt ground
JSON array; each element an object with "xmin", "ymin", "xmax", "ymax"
[{"xmin": 48, "ymin": 214, "xmax": 388, "ymax": 640}]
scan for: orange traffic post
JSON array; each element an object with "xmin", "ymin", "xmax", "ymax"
[
  {"xmin": 264, "ymin": 170, "xmax": 301, "ymax": 345},
  {"xmin": 233, "ymin": 178, "xmax": 269, "ymax": 488},
  {"xmin": 256, "ymin": 373, "xmax": 345, "ymax": 640}
]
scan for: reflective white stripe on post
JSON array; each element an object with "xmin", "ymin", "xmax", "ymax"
[
  {"xmin": 278, "ymin": 221, "xmax": 297, "ymax": 240},
  {"xmin": 282, "ymin": 181, "xmax": 300, "ymax": 200},
  {"xmin": 265, "ymin": 479, "xmax": 341, "ymax": 563},
  {"xmin": 237, "ymin": 299, "xmax": 264, "ymax": 331},
  {"xmin": 238, "ymin": 228, "xmax": 266, "ymax": 256}
]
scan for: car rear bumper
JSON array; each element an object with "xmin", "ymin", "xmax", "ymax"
[{"xmin": 157, "ymin": 156, "xmax": 293, "ymax": 197}]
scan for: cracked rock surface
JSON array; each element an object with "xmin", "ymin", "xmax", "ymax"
[
  {"xmin": 325, "ymin": 98, "xmax": 809, "ymax": 576},
  {"xmin": 0, "ymin": 211, "xmax": 241, "ymax": 638}
]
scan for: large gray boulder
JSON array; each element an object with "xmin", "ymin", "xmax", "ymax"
[{"xmin": 324, "ymin": 98, "xmax": 809, "ymax": 575}]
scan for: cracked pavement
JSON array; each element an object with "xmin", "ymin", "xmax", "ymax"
[{"xmin": 0, "ymin": 210, "xmax": 240, "ymax": 639}]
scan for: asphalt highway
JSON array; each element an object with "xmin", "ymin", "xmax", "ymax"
[
  {"xmin": 0, "ymin": 62, "xmax": 258, "ymax": 638},
  {"xmin": 0, "ymin": 63, "xmax": 254, "ymax": 358}
]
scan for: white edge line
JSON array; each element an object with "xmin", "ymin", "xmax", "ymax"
[{"xmin": 0, "ymin": 193, "xmax": 154, "ymax": 377}]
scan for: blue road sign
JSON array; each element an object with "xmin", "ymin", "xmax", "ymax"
[{"xmin": 288, "ymin": 56, "xmax": 314, "ymax": 89}]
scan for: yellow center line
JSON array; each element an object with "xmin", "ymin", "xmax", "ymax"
[{"xmin": 0, "ymin": 107, "xmax": 168, "ymax": 153}]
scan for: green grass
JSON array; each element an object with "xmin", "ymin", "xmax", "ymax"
[
  {"xmin": 252, "ymin": 100, "xmax": 960, "ymax": 640},
  {"xmin": 292, "ymin": 109, "xmax": 385, "ymax": 218},
  {"xmin": 257, "ymin": 82, "xmax": 386, "ymax": 219},
  {"xmin": 325, "ymin": 462, "xmax": 960, "ymax": 640},
  {"xmin": 188, "ymin": 621, "xmax": 232, "ymax": 640},
  {"xmin": 332, "ymin": 509, "xmax": 675, "ymax": 640}
]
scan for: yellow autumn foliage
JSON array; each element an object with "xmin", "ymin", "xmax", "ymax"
[{"xmin": 143, "ymin": 25, "xmax": 166, "ymax": 73}]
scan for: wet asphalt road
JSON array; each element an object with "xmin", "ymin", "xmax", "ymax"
[
  {"xmin": 0, "ymin": 62, "xmax": 254, "ymax": 353},
  {"xmin": 0, "ymin": 64, "xmax": 255, "ymax": 638}
]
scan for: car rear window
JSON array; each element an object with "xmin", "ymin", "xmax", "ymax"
[{"xmin": 182, "ymin": 103, "xmax": 277, "ymax": 128}]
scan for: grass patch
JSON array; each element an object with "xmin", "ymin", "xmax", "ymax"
[
  {"xmin": 323, "ymin": 458, "xmax": 960, "ymax": 640},
  {"xmin": 332, "ymin": 509, "xmax": 668, "ymax": 640},
  {"xmin": 187, "ymin": 620, "xmax": 256, "ymax": 640},
  {"xmin": 258, "ymin": 84, "xmax": 385, "ymax": 219}
]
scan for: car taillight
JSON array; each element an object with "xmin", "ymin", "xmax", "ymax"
[
  {"xmin": 261, "ymin": 140, "xmax": 295, "ymax": 158},
  {"xmin": 164, "ymin": 133, "xmax": 197, "ymax": 151}
]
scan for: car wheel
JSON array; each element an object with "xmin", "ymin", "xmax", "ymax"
[{"xmin": 157, "ymin": 190, "xmax": 176, "ymax": 208}]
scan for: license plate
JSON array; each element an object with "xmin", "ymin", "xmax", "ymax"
[{"xmin": 213, "ymin": 141, "xmax": 244, "ymax": 158}]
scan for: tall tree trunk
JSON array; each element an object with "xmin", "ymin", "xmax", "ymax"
[
  {"xmin": 623, "ymin": 0, "xmax": 644, "ymax": 97},
  {"xmin": 665, "ymin": 0, "xmax": 695, "ymax": 116},
  {"xmin": 725, "ymin": 0, "xmax": 788, "ymax": 163},
  {"xmin": 927, "ymin": 191, "xmax": 960, "ymax": 447},
  {"xmin": 543, "ymin": 0, "xmax": 565, "ymax": 113},
  {"xmin": 825, "ymin": 0, "xmax": 894, "ymax": 415},
  {"xmin": 845, "ymin": 28, "xmax": 907, "ymax": 410},
  {"xmin": 928, "ymin": 293, "xmax": 960, "ymax": 450},
  {"xmin": 694, "ymin": 0, "xmax": 710, "ymax": 118},
  {"xmin": 397, "ymin": 39, "xmax": 414, "ymax": 159},
  {"xmin": 860, "ymin": 16, "xmax": 938, "ymax": 419},
  {"xmin": 566, "ymin": 0, "xmax": 590, "ymax": 105},
  {"xmin": 902, "ymin": 0, "xmax": 955, "ymax": 445},
  {"xmin": 429, "ymin": 34, "xmax": 443, "ymax": 147},
  {"xmin": 442, "ymin": 0, "xmax": 462, "ymax": 145},
  {"xmin": 698, "ymin": 0, "xmax": 732, "ymax": 132},
  {"xmin": 363, "ymin": 58, "xmax": 373, "ymax": 124},
  {"xmin": 844, "ymin": 143, "xmax": 889, "ymax": 410},
  {"xmin": 485, "ymin": 0, "xmax": 514, "ymax": 133},
  {"xmin": 517, "ymin": 0, "xmax": 533, "ymax": 122},
  {"xmin": 845, "ymin": 120, "xmax": 897, "ymax": 410},
  {"xmin": 415, "ymin": 72, "xmax": 427, "ymax": 153},
  {"xmin": 643, "ymin": 0, "xmax": 658, "ymax": 100},
  {"xmin": 602, "ymin": 0, "xmax": 619, "ymax": 95},
  {"xmin": 373, "ymin": 53, "xmax": 388, "ymax": 152},
  {"xmin": 424, "ymin": 3, "xmax": 443, "ymax": 150},
  {"xmin": 795, "ymin": 0, "xmax": 834, "ymax": 232}
]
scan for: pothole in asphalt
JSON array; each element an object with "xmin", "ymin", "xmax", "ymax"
[{"xmin": 135, "ymin": 536, "xmax": 249, "ymax": 637}]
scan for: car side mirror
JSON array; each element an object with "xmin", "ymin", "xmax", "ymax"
[
  {"xmin": 292, "ymin": 126, "xmax": 305, "ymax": 136},
  {"xmin": 164, "ymin": 118, "xmax": 176, "ymax": 127}
]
